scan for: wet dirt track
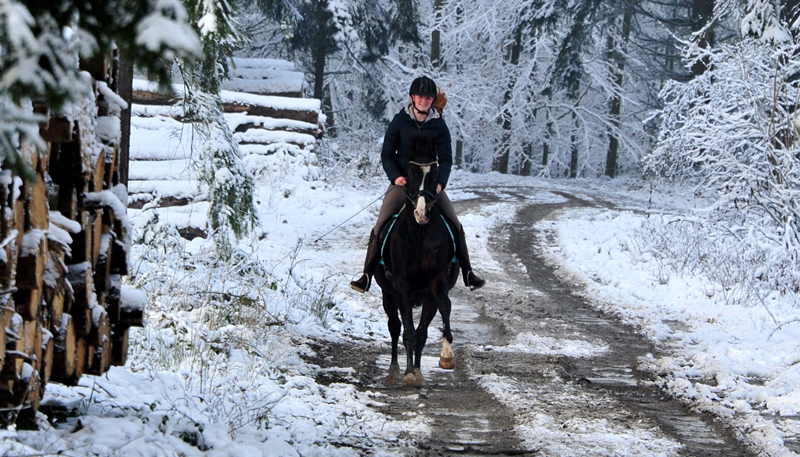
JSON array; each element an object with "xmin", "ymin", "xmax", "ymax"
[{"xmin": 309, "ymin": 187, "xmax": 752, "ymax": 456}]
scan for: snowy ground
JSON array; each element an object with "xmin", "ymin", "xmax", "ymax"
[{"xmin": 1, "ymin": 151, "xmax": 799, "ymax": 455}]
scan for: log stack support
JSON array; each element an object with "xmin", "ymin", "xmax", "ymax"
[{"xmin": 0, "ymin": 52, "xmax": 144, "ymax": 427}]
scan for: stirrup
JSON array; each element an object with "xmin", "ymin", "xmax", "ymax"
[
  {"xmin": 466, "ymin": 270, "xmax": 485, "ymax": 291},
  {"xmin": 349, "ymin": 273, "xmax": 371, "ymax": 293}
]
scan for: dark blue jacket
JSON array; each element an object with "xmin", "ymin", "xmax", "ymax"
[{"xmin": 381, "ymin": 105, "xmax": 453, "ymax": 188}]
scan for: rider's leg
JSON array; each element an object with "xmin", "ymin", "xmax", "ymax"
[
  {"xmin": 350, "ymin": 185, "xmax": 406, "ymax": 293},
  {"xmin": 437, "ymin": 191, "xmax": 485, "ymax": 291}
]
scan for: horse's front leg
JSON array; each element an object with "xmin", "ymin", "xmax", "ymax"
[
  {"xmin": 397, "ymin": 291, "xmax": 418, "ymax": 387},
  {"xmin": 431, "ymin": 273, "xmax": 455, "ymax": 370},
  {"xmin": 382, "ymin": 290, "xmax": 401, "ymax": 385},
  {"xmin": 405, "ymin": 298, "xmax": 438, "ymax": 387}
]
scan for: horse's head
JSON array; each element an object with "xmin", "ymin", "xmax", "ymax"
[{"xmin": 407, "ymin": 155, "xmax": 440, "ymax": 225}]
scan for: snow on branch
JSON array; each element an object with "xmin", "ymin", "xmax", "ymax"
[{"xmin": 647, "ymin": 38, "xmax": 800, "ymax": 295}]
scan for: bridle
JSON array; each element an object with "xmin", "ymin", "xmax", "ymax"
[
  {"xmin": 407, "ymin": 189, "xmax": 438, "ymax": 211},
  {"xmin": 406, "ymin": 160, "xmax": 439, "ymax": 210}
]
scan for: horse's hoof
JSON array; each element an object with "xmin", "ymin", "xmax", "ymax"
[
  {"xmin": 402, "ymin": 373, "xmax": 417, "ymax": 387},
  {"xmin": 439, "ymin": 357, "xmax": 455, "ymax": 370},
  {"xmin": 385, "ymin": 365, "xmax": 401, "ymax": 385},
  {"xmin": 414, "ymin": 369, "xmax": 426, "ymax": 387}
]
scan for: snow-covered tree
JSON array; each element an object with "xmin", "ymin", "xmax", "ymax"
[
  {"xmin": 407, "ymin": 0, "xmax": 656, "ymax": 177},
  {"xmin": 179, "ymin": 0, "xmax": 258, "ymax": 253},
  {"xmin": 243, "ymin": 0, "xmax": 419, "ymax": 136},
  {"xmin": 646, "ymin": 15, "xmax": 800, "ymax": 295},
  {"xmin": 0, "ymin": 0, "xmax": 200, "ymax": 178}
]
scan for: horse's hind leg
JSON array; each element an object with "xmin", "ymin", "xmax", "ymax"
[{"xmin": 383, "ymin": 292, "xmax": 401, "ymax": 385}]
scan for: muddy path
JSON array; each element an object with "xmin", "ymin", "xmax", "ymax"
[{"xmin": 308, "ymin": 187, "xmax": 752, "ymax": 456}]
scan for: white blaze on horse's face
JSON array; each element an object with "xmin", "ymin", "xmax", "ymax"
[{"xmin": 414, "ymin": 163, "xmax": 431, "ymax": 224}]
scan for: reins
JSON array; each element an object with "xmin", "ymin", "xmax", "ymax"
[
  {"xmin": 313, "ymin": 188, "xmax": 393, "ymax": 243},
  {"xmin": 315, "ymin": 160, "xmax": 438, "ymax": 243}
]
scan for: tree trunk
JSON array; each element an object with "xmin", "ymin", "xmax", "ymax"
[
  {"xmin": 570, "ymin": 110, "xmax": 579, "ymax": 178},
  {"xmin": 431, "ymin": 0, "xmax": 444, "ymax": 68},
  {"xmin": 454, "ymin": 3, "xmax": 466, "ymax": 167},
  {"xmin": 117, "ymin": 51, "xmax": 133, "ymax": 186},
  {"xmin": 521, "ymin": 142, "xmax": 533, "ymax": 176},
  {"xmin": 494, "ymin": 25, "xmax": 523, "ymax": 174},
  {"xmin": 308, "ymin": 0, "xmax": 335, "ymax": 136},
  {"xmin": 312, "ymin": 40, "xmax": 334, "ymax": 136},
  {"xmin": 691, "ymin": 0, "xmax": 715, "ymax": 77},
  {"xmin": 542, "ymin": 118, "xmax": 552, "ymax": 169},
  {"xmin": 605, "ymin": 7, "xmax": 632, "ymax": 178}
]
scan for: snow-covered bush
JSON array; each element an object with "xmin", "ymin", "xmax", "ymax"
[
  {"xmin": 178, "ymin": 83, "xmax": 258, "ymax": 256},
  {"xmin": 645, "ymin": 38, "xmax": 800, "ymax": 300},
  {"xmin": 314, "ymin": 134, "xmax": 384, "ymax": 187},
  {"xmin": 631, "ymin": 216, "xmax": 768, "ymax": 307},
  {"xmin": 126, "ymin": 218, "xmax": 344, "ymax": 432}
]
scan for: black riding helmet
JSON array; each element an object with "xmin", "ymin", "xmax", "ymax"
[{"xmin": 409, "ymin": 76, "xmax": 438, "ymax": 100}]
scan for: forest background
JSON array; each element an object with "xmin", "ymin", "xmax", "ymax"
[
  {"xmin": 3, "ymin": 0, "xmax": 800, "ymax": 300},
  {"xmin": 236, "ymin": 0, "xmax": 800, "ymax": 305}
]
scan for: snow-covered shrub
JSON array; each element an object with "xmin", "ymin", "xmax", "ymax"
[
  {"xmin": 179, "ymin": 84, "xmax": 258, "ymax": 257},
  {"xmin": 315, "ymin": 133, "xmax": 384, "ymax": 187},
  {"xmin": 646, "ymin": 38, "xmax": 800, "ymax": 300},
  {"xmin": 241, "ymin": 144, "xmax": 322, "ymax": 186},
  {"xmin": 126, "ymin": 211, "xmax": 347, "ymax": 428},
  {"xmin": 627, "ymin": 217, "xmax": 710, "ymax": 285},
  {"xmin": 130, "ymin": 233, "xmax": 287, "ymax": 365},
  {"xmin": 126, "ymin": 228, "xmax": 296, "ymax": 430},
  {"xmin": 632, "ymin": 216, "xmax": 773, "ymax": 307}
]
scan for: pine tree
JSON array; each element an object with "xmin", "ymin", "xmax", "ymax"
[
  {"xmin": 0, "ymin": 0, "xmax": 201, "ymax": 178},
  {"xmin": 179, "ymin": 0, "xmax": 257, "ymax": 254}
]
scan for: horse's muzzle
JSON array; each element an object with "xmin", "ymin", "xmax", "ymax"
[
  {"xmin": 409, "ymin": 190, "xmax": 436, "ymax": 225},
  {"xmin": 414, "ymin": 208, "xmax": 429, "ymax": 224}
]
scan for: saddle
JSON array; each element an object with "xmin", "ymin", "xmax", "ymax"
[{"xmin": 378, "ymin": 209, "xmax": 458, "ymax": 266}]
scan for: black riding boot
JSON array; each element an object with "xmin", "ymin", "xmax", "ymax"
[
  {"xmin": 455, "ymin": 227, "xmax": 485, "ymax": 291},
  {"xmin": 350, "ymin": 230, "xmax": 381, "ymax": 293}
]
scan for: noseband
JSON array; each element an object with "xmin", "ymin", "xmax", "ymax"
[{"xmin": 407, "ymin": 189, "xmax": 438, "ymax": 207}]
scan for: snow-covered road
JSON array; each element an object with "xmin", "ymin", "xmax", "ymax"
[
  {"xmin": 309, "ymin": 184, "xmax": 750, "ymax": 456},
  {"xmin": 5, "ymin": 174, "xmax": 797, "ymax": 456}
]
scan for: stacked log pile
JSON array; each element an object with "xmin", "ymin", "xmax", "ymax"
[
  {"xmin": 221, "ymin": 57, "xmax": 307, "ymax": 97},
  {"xmin": 127, "ymin": 58, "xmax": 322, "ymax": 239},
  {"xmin": 0, "ymin": 54, "xmax": 144, "ymax": 426}
]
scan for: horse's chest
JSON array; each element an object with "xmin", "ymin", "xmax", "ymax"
[
  {"xmin": 400, "ymin": 243, "xmax": 445, "ymax": 272},
  {"xmin": 386, "ymin": 220, "xmax": 450, "ymax": 276}
]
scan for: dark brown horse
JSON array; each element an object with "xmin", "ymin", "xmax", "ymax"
[{"xmin": 373, "ymin": 152, "xmax": 460, "ymax": 387}]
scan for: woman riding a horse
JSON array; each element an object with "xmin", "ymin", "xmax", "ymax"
[{"xmin": 350, "ymin": 76, "xmax": 485, "ymax": 293}]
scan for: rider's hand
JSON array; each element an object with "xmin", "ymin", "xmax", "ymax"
[
  {"xmin": 436, "ymin": 183, "xmax": 442, "ymax": 194},
  {"xmin": 394, "ymin": 176, "xmax": 407, "ymax": 187}
]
